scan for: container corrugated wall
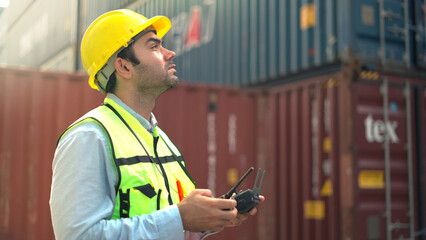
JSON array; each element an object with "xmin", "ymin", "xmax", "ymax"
[
  {"xmin": 155, "ymin": 85, "xmax": 259, "ymax": 240},
  {"xmin": 256, "ymin": 70, "xmax": 426, "ymax": 240},
  {"xmin": 1, "ymin": 0, "xmax": 424, "ymax": 83},
  {"xmin": 0, "ymin": 67, "xmax": 259, "ymax": 240},
  {"xmin": 1, "ymin": 66, "xmax": 425, "ymax": 239},
  {"xmin": 78, "ymin": 0, "xmax": 426, "ymax": 86},
  {"xmin": 0, "ymin": 0, "xmax": 78, "ymax": 70},
  {"xmin": 418, "ymin": 85, "xmax": 426, "ymax": 233},
  {"xmin": 256, "ymin": 75, "xmax": 343, "ymax": 240},
  {"xmin": 157, "ymin": 0, "xmax": 340, "ymax": 85},
  {"xmin": 352, "ymin": 80, "xmax": 422, "ymax": 239},
  {"xmin": 0, "ymin": 68, "xmax": 104, "ymax": 240}
]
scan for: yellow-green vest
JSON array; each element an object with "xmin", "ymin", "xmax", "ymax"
[{"xmin": 60, "ymin": 98, "xmax": 195, "ymax": 219}]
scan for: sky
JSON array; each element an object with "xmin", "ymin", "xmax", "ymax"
[{"xmin": 0, "ymin": 0, "xmax": 9, "ymax": 8}]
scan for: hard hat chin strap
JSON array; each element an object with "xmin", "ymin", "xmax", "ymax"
[{"xmin": 96, "ymin": 51, "xmax": 119, "ymax": 94}]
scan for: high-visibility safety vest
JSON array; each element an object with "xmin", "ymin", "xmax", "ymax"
[{"xmin": 59, "ymin": 97, "xmax": 196, "ymax": 219}]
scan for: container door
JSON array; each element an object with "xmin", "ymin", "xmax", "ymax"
[
  {"xmin": 351, "ymin": 0, "xmax": 424, "ymax": 70},
  {"xmin": 413, "ymin": 0, "xmax": 426, "ymax": 69},
  {"xmin": 352, "ymin": 80, "xmax": 420, "ymax": 240},
  {"xmin": 414, "ymin": 85, "xmax": 426, "ymax": 239},
  {"xmin": 265, "ymin": 79, "xmax": 341, "ymax": 240}
]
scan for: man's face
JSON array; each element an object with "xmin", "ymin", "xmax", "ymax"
[{"xmin": 130, "ymin": 31, "xmax": 178, "ymax": 93}]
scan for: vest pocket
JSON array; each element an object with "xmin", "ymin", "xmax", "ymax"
[
  {"xmin": 134, "ymin": 184, "xmax": 156, "ymax": 198},
  {"xmin": 124, "ymin": 183, "xmax": 160, "ymax": 217}
]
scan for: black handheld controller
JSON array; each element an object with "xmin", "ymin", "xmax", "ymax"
[
  {"xmin": 198, "ymin": 168, "xmax": 266, "ymax": 240},
  {"xmin": 220, "ymin": 167, "xmax": 266, "ymax": 213}
]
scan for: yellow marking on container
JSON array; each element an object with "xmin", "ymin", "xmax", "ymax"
[
  {"xmin": 323, "ymin": 136, "xmax": 331, "ymax": 153},
  {"xmin": 322, "ymin": 78, "xmax": 339, "ymax": 88},
  {"xmin": 300, "ymin": 3, "xmax": 316, "ymax": 30},
  {"xmin": 227, "ymin": 168, "xmax": 239, "ymax": 186},
  {"xmin": 358, "ymin": 170, "xmax": 384, "ymax": 189},
  {"xmin": 360, "ymin": 71, "xmax": 379, "ymax": 80},
  {"xmin": 304, "ymin": 200, "xmax": 325, "ymax": 220},
  {"xmin": 321, "ymin": 178, "xmax": 333, "ymax": 196}
]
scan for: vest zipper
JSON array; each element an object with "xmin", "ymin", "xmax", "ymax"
[{"xmin": 153, "ymin": 136, "xmax": 173, "ymax": 206}]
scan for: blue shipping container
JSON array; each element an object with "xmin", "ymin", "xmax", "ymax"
[{"xmin": 80, "ymin": 0, "xmax": 426, "ymax": 86}]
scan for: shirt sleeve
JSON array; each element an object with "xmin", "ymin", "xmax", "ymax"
[{"xmin": 49, "ymin": 122, "xmax": 184, "ymax": 240}]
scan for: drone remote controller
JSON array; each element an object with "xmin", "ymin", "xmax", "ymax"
[
  {"xmin": 199, "ymin": 168, "xmax": 266, "ymax": 240},
  {"xmin": 221, "ymin": 167, "xmax": 266, "ymax": 213}
]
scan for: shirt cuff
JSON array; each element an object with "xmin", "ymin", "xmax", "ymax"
[{"xmin": 152, "ymin": 205, "xmax": 184, "ymax": 240}]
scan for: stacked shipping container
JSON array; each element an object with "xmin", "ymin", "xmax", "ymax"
[
  {"xmin": 0, "ymin": 0, "xmax": 425, "ymax": 239},
  {"xmin": 78, "ymin": 0, "xmax": 426, "ymax": 85},
  {"xmin": 0, "ymin": 68, "xmax": 104, "ymax": 240},
  {"xmin": 0, "ymin": 68, "xmax": 259, "ymax": 240},
  {"xmin": 1, "ymin": 0, "xmax": 425, "ymax": 85},
  {"xmin": 256, "ymin": 68, "xmax": 426, "ymax": 239},
  {"xmin": 0, "ymin": 66, "xmax": 425, "ymax": 239},
  {"xmin": 0, "ymin": 0, "xmax": 78, "ymax": 71}
]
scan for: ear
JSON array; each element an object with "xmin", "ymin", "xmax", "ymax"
[{"xmin": 114, "ymin": 58, "xmax": 133, "ymax": 79}]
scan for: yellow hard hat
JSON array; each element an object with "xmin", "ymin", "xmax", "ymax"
[{"xmin": 81, "ymin": 9, "xmax": 171, "ymax": 91}]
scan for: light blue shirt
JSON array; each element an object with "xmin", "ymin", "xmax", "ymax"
[{"xmin": 50, "ymin": 94, "xmax": 184, "ymax": 240}]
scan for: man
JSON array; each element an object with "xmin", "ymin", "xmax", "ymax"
[{"xmin": 50, "ymin": 9, "xmax": 263, "ymax": 240}]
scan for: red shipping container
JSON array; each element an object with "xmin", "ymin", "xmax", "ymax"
[
  {"xmin": 256, "ymin": 69, "xmax": 426, "ymax": 240},
  {"xmin": 1, "ymin": 66, "xmax": 425, "ymax": 239},
  {"xmin": 0, "ymin": 68, "xmax": 104, "ymax": 240},
  {"xmin": 0, "ymin": 67, "xmax": 259, "ymax": 240}
]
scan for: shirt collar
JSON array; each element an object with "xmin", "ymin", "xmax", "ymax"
[{"xmin": 106, "ymin": 93, "xmax": 158, "ymax": 134}]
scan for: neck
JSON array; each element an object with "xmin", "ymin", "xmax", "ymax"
[{"xmin": 114, "ymin": 89, "xmax": 156, "ymax": 121}]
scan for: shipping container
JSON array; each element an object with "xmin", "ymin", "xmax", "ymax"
[
  {"xmin": 0, "ymin": 68, "xmax": 104, "ymax": 240},
  {"xmin": 256, "ymin": 67, "xmax": 426, "ymax": 240},
  {"xmin": 0, "ymin": 0, "xmax": 140, "ymax": 72},
  {"xmin": 1, "ymin": 66, "xmax": 426, "ymax": 239},
  {"xmin": 2, "ymin": 0, "xmax": 425, "ymax": 85},
  {"xmin": 0, "ymin": 67, "xmax": 259, "ymax": 240},
  {"xmin": 155, "ymin": 83, "xmax": 259, "ymax": 240},
  {"xmin": 80, "ymin": 0, "xmax": 426, "ymax": 85},
  {"xmin": 0, "ymin": 0, "xmax": 78, "ymax": 71}
]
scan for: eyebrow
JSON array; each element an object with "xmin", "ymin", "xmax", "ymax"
[{"xmin": 145, "ymin": 37, "xmax": 162, "ymax": 46}]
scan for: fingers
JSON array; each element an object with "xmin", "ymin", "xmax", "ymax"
[
  {"xmin": 225, "ymin": 218, "xmax": 242, "ymax": 227},
  {"xmin": 248, "ymin": 207, "xmax": 258, "ymax": 215},
  {"xmin": 216, "ymin": 208, "xmax": 238, "ymax": 223},
  {"xmin": 178, "ymin": 189, "xmax": 264, "ymax": 232},
  {"xmin": 193, "ymin": 188, "xmax": 214, "ymax": 198},
  {"xmin": 206, "ymin": 196, "xmax": 237, "ymax": 209},
  {"xmin": 238, "ymin": 213, "xmax": 249, "ymax": 222},
  {"xmin": 226, "ymin": 194, "xmax": 266, "ymax": 228},
  {"xmin": 247, "ymin": 195, "xmax": 265, "ymax": 215},
  {"xmin": 178, "ymin": 189, "xmax": 238, "ymax": 232},
  {"xmin": 225, "ymin": 212, "xmax": 249, "ymax": 227}
]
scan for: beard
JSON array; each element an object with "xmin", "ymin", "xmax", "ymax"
[{"xmin": 133, "ymin": 61, "xmax": 179, "ymax": 95}]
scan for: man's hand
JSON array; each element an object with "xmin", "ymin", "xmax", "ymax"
[
  {"xmin": 177, "ymin": 189, "xmax": 238, "ymax": 232},
  {"xmin": 226, "ymin": 195, "xmax": 265, "ymax": 227}
]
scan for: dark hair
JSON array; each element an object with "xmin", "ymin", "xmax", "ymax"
[{"xmin": 105, "ymin": 42, "xmax": 140, "ymax": 93}]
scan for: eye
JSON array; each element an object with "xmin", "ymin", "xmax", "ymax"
[{"xmin": 152, "ymin": 44, "xmax": 159, "ymax": 50}]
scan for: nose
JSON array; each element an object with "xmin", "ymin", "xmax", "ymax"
[{"xmin": 163, "ymin": 47, "xmax": 176, "ymax": 61}]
